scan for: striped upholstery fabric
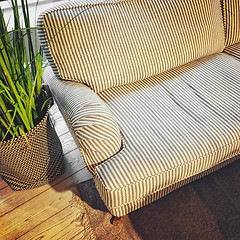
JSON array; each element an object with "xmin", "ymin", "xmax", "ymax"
[
  {"xmin": 93, "ymin": 53, "xmax": 240, "ymax": 216},
  {"xmin": 224, "ymin": 42, "xmax": 240, "ymax": 60},
  {"xmin": 222, "ymin": 0, "xmax": 240, "ymax": 47},
  {"xmin": 42, "ymin": 66, "xmax": 122, "ymax": 174},
  {"xmin": 38, "ymin": 0, "xmax": 225, "ymax": 93}
]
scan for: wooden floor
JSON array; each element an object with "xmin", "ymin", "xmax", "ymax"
[{"xmin": 0, "ymin": 104, "xmax": 95, "ymax": 239}]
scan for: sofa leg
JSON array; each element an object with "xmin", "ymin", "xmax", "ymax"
[{"xmin": 110, "ymin": 216, "xmax": 122, "ymax": 226}]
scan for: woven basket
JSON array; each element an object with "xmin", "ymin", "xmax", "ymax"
[{"xmin": 0, "ymin": 103, "xmax": 64, "ymax": 191}]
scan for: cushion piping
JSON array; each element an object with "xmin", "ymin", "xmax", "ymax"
[{"xmin": 95, "ymin": 138, "xmax": 240, "ymax": 191}]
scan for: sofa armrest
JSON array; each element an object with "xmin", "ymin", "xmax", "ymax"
[{"xmin": 42, "ymin": 66, "xmax": 123, "ymax": 174}]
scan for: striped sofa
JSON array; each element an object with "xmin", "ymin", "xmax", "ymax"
[{"xmin": 38, "ymin": 0, "xmax": 240, "ymax": 217}]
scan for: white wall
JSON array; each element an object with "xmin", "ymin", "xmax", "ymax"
[{"xmin": 1, "ymin": 0, "xmax": 66, "ymax": 29}]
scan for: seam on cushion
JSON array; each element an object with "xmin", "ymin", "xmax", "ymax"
[
  {"xmin": 43, "ymin": 0, "xmax": 128, "ymax": 16},
  {"xmin": 91, "ymin": 132, "xmax": 126, "ymax": 171},
  {"xmin": 220, "ymin": 0, "xmax": 227, "ymax": 47},
  {"xmin": 95, "ymin": 131, "xmax": 126, "ymax": 162},
  {"xmin": 95, "ymin": 138, "xmax": 240, "ymax": 191},
  {"xmin": 222, "ymin": 51, "xmax": 240, "ymax": 62},
  {"xmin": 105, "ymin": 152, "xmax": 240, "ymax": 210},
  {"xmin": 222, "ymin": 54, "xmax": 240, "ymax": 61},
  {"xmin": 90, "ymin": 134, "xmax": 126, "ymax": 170},
  {"xmin": 223, "ymin": 42, "xmax": 240, "ymax": 50},
  {"xmin": 77, "ymin": 133, "xmax": 123, "ymax": 152}
]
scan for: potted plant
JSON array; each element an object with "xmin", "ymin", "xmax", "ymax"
[{"xmin": 0, "ymin": 0, "xmax": 64, "ymax": 190}]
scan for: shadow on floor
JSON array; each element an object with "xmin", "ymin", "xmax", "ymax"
[{"xmin": 75, "ymin": 160, "xmax": 240, "ymax": 240}]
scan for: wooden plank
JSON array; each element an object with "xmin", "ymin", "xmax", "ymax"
[
  {"xmin": 0, "ymin": 103, "xmax": 94, "ymax": 239},
  {"xmin": 0, "ymin": 177, "xmax": 88, "ymax": 239},
  {"xmin": 0, "ymin": 178, "xmax": 13, "ymax": 196},
  {"xmin": 0, "ymin": 126, "xmax": 91, "ymax": 217},
  {"xmin": 0, "ymin": 174, "xmax": 68, "ymax": 217},
  {"xmin": 0, "ymin": 178, "xmax": 10, "ymax": 190},
  {"xmin": 18, "ymin": 194, "xmax": 94, "ymax": 240},
  {"xmin": 18, "ymin": 209, "xmax": 93, "ymax": 240}
]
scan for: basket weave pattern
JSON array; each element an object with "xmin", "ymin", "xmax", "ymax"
[{"xmin": 0, "ymin": 109, "xmax": 64, "ymax": 191}]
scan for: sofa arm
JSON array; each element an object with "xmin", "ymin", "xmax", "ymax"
[{"xmin": 42, "ymin": 66, "xmax": 123, "ymax": 174}]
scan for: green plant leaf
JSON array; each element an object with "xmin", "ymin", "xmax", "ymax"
[
  {"xmin": 41, "ymin": 97, "xmax": 52, "ymax": 111},
  {"xmin": 9, "ymin": 125, "xmax": 19, "ymax": 148},
  {"xmin": 0, "ymin": 0, "xmax": 47, "ymax": 143},
  {"xmin": 19, "ymin": 126, "xmax": 31, "ymax": 149},
  {"xmin": 2, "ymin": 105, "xmax": 17, "ymax": 141}
]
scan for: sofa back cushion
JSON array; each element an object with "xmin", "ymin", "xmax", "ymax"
[
  {"xmin": 38, "ymin": 0, "xmax": 225, "ymax": 93},
  {"xmin": 222, "ymin": 0, "xmax": 240, "ymax": 47}
]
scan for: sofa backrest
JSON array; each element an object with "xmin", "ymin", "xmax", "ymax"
[
  {"xmin": 222, "ymin": 0, "xmax": 240, "ymax": 47},
  {"xmin": 38, "ymin": 0, "xmax": 225, "ymax": 93}
]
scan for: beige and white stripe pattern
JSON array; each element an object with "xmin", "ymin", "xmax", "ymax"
[
  {"xmin": 222, "ymin": 0, "xmax": 240, "ymax": 47},
  {"xmin": 38, "ymin": 0, "xmax": 225, "ymax": 93},
  {"xmin": 42, "ymin": 66, "xmax": 122, "ymax": 174},
  {"xmin": 224, "ymin": 42, "xmax": 240, "ymax": 60},
  {"xmin": 37, "ymin": 0, "xmax": 240, "ymax": 217},
  {"xmin": 93, "ymin": 53, "xmax": 240, "ymax": 216},
  {"xmin": 96, "ymin": 155, "xmax": 239, "ymax": 216}
]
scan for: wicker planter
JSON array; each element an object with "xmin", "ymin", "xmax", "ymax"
[{"xmin": 0, "ymin": 101, "xmax": 64, "ymax": 191}]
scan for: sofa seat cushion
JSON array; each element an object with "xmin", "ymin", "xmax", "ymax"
[
  {"xmin": 224, "ymin": 42, "xmax": 240, "ymax": 61},
  {"xmin": 94, "ymin": 53, "xmax": 240, "ymax": 216}
]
